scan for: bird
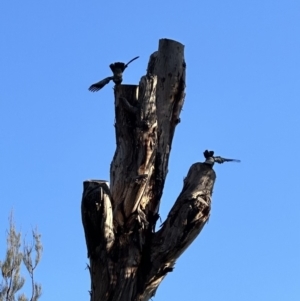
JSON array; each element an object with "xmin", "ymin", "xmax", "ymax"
[
  {"xmin": 203, "ymin": 150, "xmax": 241, "ymax": 166},
  {"xmin": 88, "ymin": 56, "xmax": 139, "ymax": 92}
]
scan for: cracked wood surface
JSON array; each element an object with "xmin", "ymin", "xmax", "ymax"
[{"xmin": 81, "ymin": 39, "xmax": 216, "ymax": 301}]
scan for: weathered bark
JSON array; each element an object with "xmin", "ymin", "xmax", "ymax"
[{"xmin": 81, "ymin": 39, "xmax": 216, "ymax": 301}]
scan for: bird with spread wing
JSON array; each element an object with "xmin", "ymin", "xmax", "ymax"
[{"xmin": 89, "ymin": 56, "xmax": 139, "ymax": 92}]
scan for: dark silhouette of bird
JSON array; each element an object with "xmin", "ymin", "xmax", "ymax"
[
  {"xmin": 89, "ymin": 56, "xmax": 139, "ymax": 92},
  {"xmin": 203, "ymin": 150, "xmax": 241, "ymax": 166}
]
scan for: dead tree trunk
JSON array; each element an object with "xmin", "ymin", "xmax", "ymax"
[{"xmin": 81, "ymin": 39, "xmax": 216, "ymax": 301}]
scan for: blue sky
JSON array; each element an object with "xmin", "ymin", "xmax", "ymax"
[{"xmin": 1, "ymin": 1, "xmax": 300, "ymax": 300}]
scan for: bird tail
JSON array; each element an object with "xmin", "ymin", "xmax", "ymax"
[
  {"xmin": 214, "ymin": 156, "xmax": 241, "ymax": 163},
  {"xmin": 223, "ymin": 158, "xmax": 241, "ymax": 162},
  {"xmin": 125, "ymin": 56, "xmax": 139, "ymax": 68}
]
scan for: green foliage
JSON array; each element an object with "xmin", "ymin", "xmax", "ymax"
[{"xmin": 0, "ymin": 214, "xmax": 42, "ymax": 301}]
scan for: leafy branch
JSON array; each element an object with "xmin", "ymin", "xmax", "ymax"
[{"xmin": 0, "ymin": 213, "xmax": 42, "ymax": 301}]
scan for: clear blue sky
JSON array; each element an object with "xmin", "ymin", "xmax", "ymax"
[{"xmin": 1, "ymin": 1, "xmax": 300, "ymax": 300}]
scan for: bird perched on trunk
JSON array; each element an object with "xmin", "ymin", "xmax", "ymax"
[
  {"xmin": 203, "ymin": 150, "xmax": 241, "ymax": 166},
  {"xmin": 88, "ymin": 56, "xmax": 139, "ymax": 92}
]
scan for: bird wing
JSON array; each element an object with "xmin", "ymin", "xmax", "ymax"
[{"xmin": 88, "ymin": 77, "xmax": 113, "ymax": 92}]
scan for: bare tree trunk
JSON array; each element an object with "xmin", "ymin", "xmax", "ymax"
[{"xmin": 81, "ymin": 39, "xmax": 216, "ymax": 301}]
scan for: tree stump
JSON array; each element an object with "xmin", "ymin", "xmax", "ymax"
[{"xmin": 81, "ymin": 39, "xmax": 216, "ymax": 301}]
